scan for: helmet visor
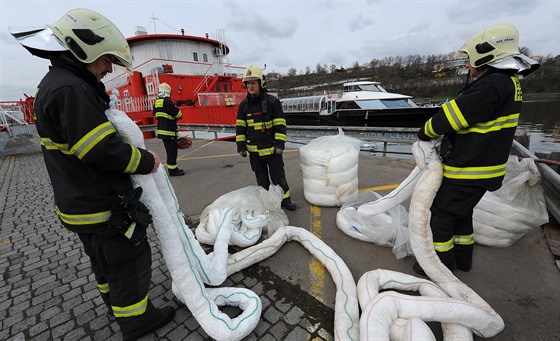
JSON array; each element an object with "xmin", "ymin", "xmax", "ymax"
[{"xmin": 10, "ymin": 27, "xmax": 67, "ymax": 57}]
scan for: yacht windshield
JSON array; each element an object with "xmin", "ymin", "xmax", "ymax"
[{"xmin": 359, "ymin": 83, "xmax": 383, "ymax": 92}]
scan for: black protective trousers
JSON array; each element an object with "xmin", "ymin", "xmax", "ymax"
[
  {"xmin": 249, "ymin": 153, "xmax": 291, "ymax": 202},
  {"xmin": 78, "ymin": 232, "xmax": 152, "ymax": 332},
  {"xmin": 162, "ymin": 138, "xmax": 178, "ymax": 168},
  {"xmin": 429, "ymin": 181, "xmax": 487, "ymax": 271}
]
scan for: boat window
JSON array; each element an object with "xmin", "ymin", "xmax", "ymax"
[
  {"xmin": 354, "ymin": 100, "xmax": 386, "ymax": 109},
  {"xmin": 216, "ymin": 83, "xmax": 221, "ymax": 92},
  {"xmin": 203, "ymin": 53, "xmax": 208, "ymax": 62},
  {"xmin": 381, "ymin": 99, "xmax": 413, "ymax": 108},
  {"xmin": 193, "ymin": 52, "xmax": 199, "ymax": 62},
  {"xmin": 359, "ymin": 83, "xmax": 383, "ymax": 92}
]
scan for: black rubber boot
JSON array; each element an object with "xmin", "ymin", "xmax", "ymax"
[
  {"xmin": 168, "ymin": 168, "xmax": 185, "ymax": 176},
  {"xmin": 120, "ymin": 304, "xmax": 175, "ymax": 341},
  {"xmin": 412, "ymin": 262, "xmax": 427, "ymax": 277},
  {"xmin": 281, "ymin": 200, "xmax": 297, "ymax": 211},
  {"xmin": 413, "ymin": 262, "xmax": 456, "ymax": 277}
]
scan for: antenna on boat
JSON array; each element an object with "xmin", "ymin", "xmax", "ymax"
[{"xmin": 151, "ymin": 12, "xmax": 157, "ymax": 33}]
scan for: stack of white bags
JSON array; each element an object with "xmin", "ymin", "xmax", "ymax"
[{"xmin": 300, "ymin": 128, "xmax": 363, "ymax": 207}]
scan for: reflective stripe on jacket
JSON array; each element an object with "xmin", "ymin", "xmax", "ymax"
[
  {"xmin": 236, "ymin": 91, "xmax": 287, "ymax": 157},
  {"xmin": 153, "ymin": 97, "xmax": 182, "ymax": 138},
  {"xmin": 34, "ymin": 58, "xmax": 155, "ymax": 234},
  {"xmin": 419, "ymin": 72, "xmax": 522, "ymax": 190}
]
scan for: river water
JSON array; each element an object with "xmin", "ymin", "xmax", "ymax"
[{"xmin": 517, "ymin": 98, "xmax": 560, "ymax": 154}]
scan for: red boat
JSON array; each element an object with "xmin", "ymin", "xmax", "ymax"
[{"xmin": 103, "ymin": 27, "xmax": 247, "ymax": 136}]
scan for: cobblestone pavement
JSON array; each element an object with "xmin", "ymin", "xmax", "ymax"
[{"xmin": 0, "ymin": 153, "xmax": 334, "ymax": 341}]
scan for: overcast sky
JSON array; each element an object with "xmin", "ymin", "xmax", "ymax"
[{"xmin": 1, "ymin": 0, "xmax": 559, "ymax": 101}]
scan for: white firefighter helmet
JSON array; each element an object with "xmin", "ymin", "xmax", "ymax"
[
  {"xmin": 10, "ymin": 8, "xmax": 131, "ymax": 69},
  {"xmin": 158, "ymin": 83, "xmax": 172, "ymax": 97},
  {"xmin": 456, "ymin": 23, "xmax": 539, "ymax": 76},
  {"xmin": 242, "ymin": 65, "xmax": 265, "ymax": 85}
]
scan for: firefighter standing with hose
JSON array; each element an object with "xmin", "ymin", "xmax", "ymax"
[
  {"xmin": 11, "ymin": 8, "xmax": 176, "ymax": 340},
  {"xmin": 236, "ymin": 65, "xmax": 297, "ymax": 211},
  {"xmin": 413, "ymin": 24, "xmax": 539, "ymax": 276}
]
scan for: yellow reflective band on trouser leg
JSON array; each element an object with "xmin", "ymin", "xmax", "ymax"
[
  {"xmin": 282, "ymin": 190, "xmax": 290, "ymax": 200},
  {"xmin": 112, "ymin": 294, "xmax": 149, "ymax": 318},
  {"xmin": 98, "ymin": 282, "xmax": 109, "ymax": 294},
  {"xmin": 434, "ymin": 237, "xmax": 454, "ymax": 253},
  {"xmin": 454, "ymin": 233, "xmax": 475, "ymax": 245}
]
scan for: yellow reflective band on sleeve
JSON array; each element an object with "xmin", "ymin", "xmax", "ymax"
[
  {"xmin": 512, "ymin": 76, "xmax": 522, "ymax": 102},
  {"xmin": 424, "ymin": 118, "xmax": 438, "ymax": 138},
  {"xmin": 457, "ymin": 113, "xmax": 519, "ymax": 134},
  {"xmin": 98, "ymin": 282, "xmax": 110, "ymax": 294},
  {"xmin": 272, "ymin": 118, "xmax": 286, "ymax": 126},
  {"xmin": 236, "ymin": 119, "xmax": 247, "ymax": 127},
  {"xmin": 40, "ymin": 138, "xmax": 72, "ymax": 154},
  {"xmin": 236, "ymin": 134, "xmax": 246, "ymax": 142},
  {"xmin": 275, "ymin": 132, "xmax": 287, "ymax": 141},
  {"xmin": 112, "ymin": 294, "xmax": 149, "ymax": 318},
  {"xmin": 454, "ymin": 233, "xmax": 475, "ymax": 245},
  {"xmin": 72, "ymin": 121, "xmax": 116, "ymax": 160},
  {"xmin": 175, "ymin": 110, "xmax": 182, "ymax": 120},
  {"xmin": 124, "ymin": 145, "xmax": 142, "ymax": 173},
  {"xmin": 443, "ymin": 163, "xmax": 507, "ymax": 179},
  {"xmin": 442, "ymin": 100, "xmax": 468, "ymax": 132},
  {"xmin": 55, "ymin": 206, "xmax": 112, "ymax": 225},
  {"xmin": 434, "ymin": 237, "xmax": 454, "ymax": 252}
]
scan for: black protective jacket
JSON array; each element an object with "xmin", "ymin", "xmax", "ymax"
[
  {"xmin": 34, "ymin": 58, "xmax": 155, "ymax": 234},
  {"xmin": 235, "ymin": 91, "xmax": 287, "ymax": 157},
  {"xmin": 153, "ymin": 97, "xmax": 182, "ymax": 139},
  {"xmin": 418, "ymin": 70, "xmax": 522, "ymax": 191}
]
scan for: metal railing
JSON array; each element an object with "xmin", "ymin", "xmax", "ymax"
[{"xmin": 0, "ymin": 104, "xmax": 32, "ymax": 138}]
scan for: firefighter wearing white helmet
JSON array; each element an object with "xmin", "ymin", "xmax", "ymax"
[
  {"xmin": 12, "ymin": 9, "xmax": 175, "ymax": 340},
  {"xmin": 153, "ymin": 83, "xmax": 185, "ymax": 176},
  {"xmin": 236, "ymin": 65, "xmax": 296, "ymax": 211},
  {"xmin": 413, "ymin": 24, "xmax": 540, "ymax": 278}
]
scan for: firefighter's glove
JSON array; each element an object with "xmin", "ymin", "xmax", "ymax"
[
  {"xmin": 275, "ymin": 147, "xmax": 283, "ymax": 155},
  {"xmin": 417, "ymin": 128, "xmax": 431, "ymax": 141},
  {"xmin": 110, "ymin": 187, "xmax": 152, "ymax": 246},
  {"xmin": 122, "ymin": 187, "xmax": 152, "ymax": 228},
  {"xmin": 239, "ymin": 150, "xmax": 247, "ymax": 157}
]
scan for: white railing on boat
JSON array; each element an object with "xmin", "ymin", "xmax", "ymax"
[{"xmin": 0, "ymin": 103, "xmax": 32, "ymax": 138}]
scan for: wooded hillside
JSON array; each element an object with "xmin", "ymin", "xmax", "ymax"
[{"xmin": 265, "ymin": 53, "xmax": 560, "ymax": 102}]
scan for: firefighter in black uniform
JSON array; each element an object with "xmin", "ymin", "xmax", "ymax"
[
  {"xmin": 12, "ymin": 9, "xmax": 175, "ymax": 340},
  {"xmin": 413, "ymin": 24, "xmax": 539, "ymax": 276},
  {"xmin": 153, "ymin": 82, "xmax": 185, "ymax": 176},
  {"xmin": 236, "ymin": 65, "xmax": 296, "ymax": 211}
]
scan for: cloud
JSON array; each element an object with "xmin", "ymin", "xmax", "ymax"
[{"xmin": 348, "ymin": 14, "xmax": 375, "ymax": 32}]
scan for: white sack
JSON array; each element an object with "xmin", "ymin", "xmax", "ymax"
[
  {"xmin": 473, "ymin": 155, "xmax": 548, "ymax": 247},
  {"xmin": 336, "ymin": 191, "xmax": 412, "ymax": 259},
  {"xmin": 300, "ymin": 128, "xmax": 363, "ymax": 207},
  {"xmin": 196, "ymin": 185, "xmax": 288, "ymax": 244}
]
